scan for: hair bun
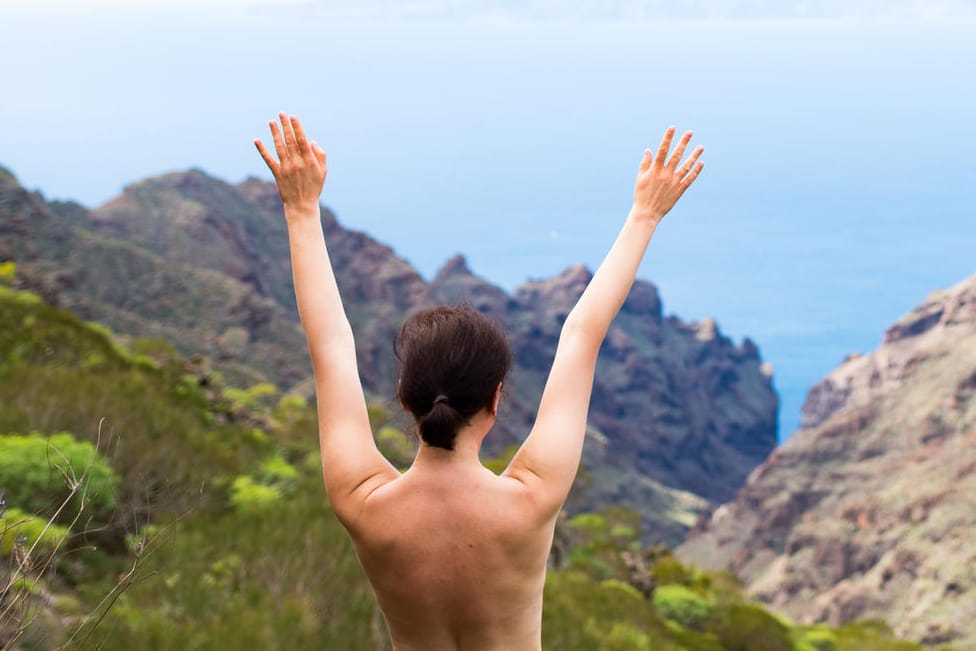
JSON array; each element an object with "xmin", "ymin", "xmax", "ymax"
[{"xmin": 394, "ymin": 304, "xmax": 512, "ymax": 452}]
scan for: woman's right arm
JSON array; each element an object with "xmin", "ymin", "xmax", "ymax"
[{"xmin": 504, "ymin": 126, "xmax": 704, "ymax": 515}]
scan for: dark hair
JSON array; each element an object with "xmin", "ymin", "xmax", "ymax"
[{"xmin": 394, "ymin": 304, "xmax": 511, "ymax": 451}]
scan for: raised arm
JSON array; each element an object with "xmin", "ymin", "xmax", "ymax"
[
  {"xmin": 504, "ymin": 126, "xmax": 704, "ymax": 515},
  {"xmin": 255, "ymin": 114, "xmax": 397, "ymax": 523}
]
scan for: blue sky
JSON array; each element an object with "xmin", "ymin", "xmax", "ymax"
[{"xmin": 2, "ymin": 0, "xmax": 974, "ymax": 439}]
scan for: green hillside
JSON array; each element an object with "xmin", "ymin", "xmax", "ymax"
[{"xmin": 0, "ymin": 279, "xmax": 946, "ymax": 650}]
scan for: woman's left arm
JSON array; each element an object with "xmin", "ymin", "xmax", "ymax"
[{"xmin": 255, "ymin": 114, "xmax": 398, "ymax": 523}]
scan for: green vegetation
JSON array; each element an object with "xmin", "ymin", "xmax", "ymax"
[
  {"xmin": 1, "ymin": 508, "xmax": 71, "ymax": 556},
  {"xmin": 653, "ymin": 584, "xmax": 713, "ymax": 630},
  {"xmin": 0, "ymin": 286, "xmax": 957, "ymax": 650},
  {"xmin": 0, "ymin": 260, "xmax": 16, "ymax": 283},
  {"xmin": 0, "ymin": 431, "xmax": 119, "ymax": 521},
  {"xmin": 222, "ymin": 381, "xmax": 279, "ymax": 412}
]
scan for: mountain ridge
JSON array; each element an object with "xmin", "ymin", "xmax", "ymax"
[
  {"xmin": 679, "ymin": 273, "xmax": 976, "ymax": 648},
  {"xmin": 0, "ymin": 163, "xmax": 778, "ymax": 541}
]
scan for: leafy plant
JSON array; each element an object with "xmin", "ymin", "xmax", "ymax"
[
  {"xmin": 0, "ymin": 431, "xmax": 119, "ymax": 522},
  {"xmin": 710, "ymin": 603, "xmax": 793, "ymax": 651},
  {"xmin": 653, "ymin": 583, "xmax": 714, "ymax": 630},
  {"xmin": 0, "ymin": 507, "xmax": 70, "ymax": 556},
  {"xmin": 229, "ymin": 475, "xmax": 282, "ymax": 512}
]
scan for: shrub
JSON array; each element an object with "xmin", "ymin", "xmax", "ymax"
[
  {"xmin": 275, "ymin": 394, "xmax": 308, "ymax": 416},
  {"xmin": 0, "ymin": 431, "xmax": 119, "ymax": 521},
  {"xmin": 259, "ymin": 455, "xmax": 299, "ymax": 484},
  {"xmin": 601, "ymin": 579, "xmax": 645, "ymax": 601},
  {"xmin": 223, "ymin": 382, "xmax": 278, "ymax": 412},
  {"xmin": 229, "ymin": 475, "xmax": 282, "ymax": 512},
  {"xmin": 600, "ymin": 621, "xmax": 652, "ymax": 650},
  {"xmin": 652, "ymin": 555, "xmax": 697, "ymax": 587},
  {"xmin": 0, "ymin": 507, "xmax": 70, "ymax": 556},
  {"xmin": 0, "ymin": 260, "xmax": 16, "ymax": 283},
  {"xmin": 653, "ymin": 584, "xmax": 713, "ymax": 630},
  {"xmin": 710, "ymin": 603, "xmax": 793, "ymax": 651},
  {"xmin": 799, "ymin": 626, "xmax": 838, "ymax": 651}
]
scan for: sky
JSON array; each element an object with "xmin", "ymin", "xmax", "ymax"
[{"xmin": 2, "ymin": 0, "xmax": 974, "ymax": 440}]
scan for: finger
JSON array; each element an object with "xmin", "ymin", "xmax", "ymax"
[
  {"xmin": 667, "ymin": 131, "xmax": 693, "ymax": 169},
  {"xmin": 279, "ymin": 112, "xmax": 299, "ymax": 155},
  {"xmin": 654, "ymin": 126, "xmax": 676, "ymax": 167},
  {"xmin": 680, "ymin": 161, "xmax": 704, "ymax": 189},
  {"xmin": 678, "ymin": 145, "xmax": 704, "ymax": 179},
  {"xmin": 639, "ymin": 148, "xmax": 652, "ymax": 172},
  {"xmin": 311, "ymin": 141, "xmax": 327, "ymax": 167},
  {"xmin": 290, "ymin": 115, "xmax": 310, "ymax": 156},
  {"xmin": 270, "ymin": 120, "xmax": 287, "ymax": 160},
  {"xmin": 254, "ymin": 139, "xmax": 280, "ymax": 175}
]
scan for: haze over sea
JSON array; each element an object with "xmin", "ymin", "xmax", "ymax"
[{"xmin": 2, "ymin": 1, "xmax": 974, "ymax": 439}]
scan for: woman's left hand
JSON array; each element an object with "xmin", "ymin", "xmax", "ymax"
[{"xmin": 255, "ymin": 113, "xmax": 327, "ymax": 215}]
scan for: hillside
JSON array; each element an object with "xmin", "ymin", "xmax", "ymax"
[
  {"xmin": 0, "ymin": 164, "xmax": 778, "ymax": 539},
  {"xmin": 0, "ymin": 167, "xmax": 311, "ymax": 389},
  {"xmin": 679, "ymin": 274, "xmax": 976, "ymax": 648}
]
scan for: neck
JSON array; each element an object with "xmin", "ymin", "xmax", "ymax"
[{"xmin": 412, "ymin": 410, "xmax": 495, "ymax": 469}]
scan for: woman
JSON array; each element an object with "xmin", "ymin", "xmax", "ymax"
[{"xmin": 255, "ymin": 114, "xmax": 703, "ymax": 650}]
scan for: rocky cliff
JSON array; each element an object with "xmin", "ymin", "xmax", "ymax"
[
  {"xmin": 1, "ymin": 165, "xmax": 778, "ymax": 541},
  {"xmin": 431, "ymin": 254, "xmax": 777, "ymax": 504},
  {"xmin": 679, "ymin": 274, "xmax": 976, "ymax": 648},
  {"xmin": 0, "ymin": 167, "xmax": 312, "ymax": 389}
]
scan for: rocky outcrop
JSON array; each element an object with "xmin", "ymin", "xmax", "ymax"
[
  {"xmin": 430, "ymin": 253, "xmax": 778, "ymax": 505},
  {"xmin": 235, "ymin": 176, "xmax": 435, "ymax": 395},
  {"xmin": 679, "ymin": 274, "xmax": 976, "ymax": 649},
  {"xmin": 0, "ymin": 166, "xmax": 313, "ymax": 388}
]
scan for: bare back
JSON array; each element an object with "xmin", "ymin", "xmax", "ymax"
[{"xmin": 347, "ymin": 465, "xmax": 557, "ymax": 651}]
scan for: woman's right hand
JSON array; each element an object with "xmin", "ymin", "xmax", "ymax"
[{"xmin": 632, "ymin": 126, "xmax": 704, "ymax": 224}]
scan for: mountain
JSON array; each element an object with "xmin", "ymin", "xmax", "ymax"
[
  {"xmin": 431, "ymin": 254, "xmax": 778, "ymax": 505},
  {"xmin": 0, "ymin": 164, "xmax": 778, "ymax": 541},
  {"xmin": 86, "ymin": 170, "xmax": 436, "ymax": 395},
  {"xmin": 678, "ymin": 274, "xmax": 976, "ymax": 648},
  {"xmin": 0, "ymin": 166, "xmax": 312, "ymax": 389}
]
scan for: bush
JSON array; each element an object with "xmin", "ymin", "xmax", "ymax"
[
  {"xmin": 0, "ymin": 431, "xmax": 119, "ymax": 521},
  {"xmin": 0, "ymin": 507, "xmax": 70, "ymax": 555},
  {"xmin": 229, "ymin": 475, "xmax": 282, "ymax": 512},
  {"xmin": 0, "ymin": 260, "xmax": 16, "ymax": 283},
  {"xmin": 711, "ymin": 603, "xmax": 793, "ymax": 651},
  {"xmin": 653, "ymin": 584, "xmax": 713, "ymax": 630},
  {"xmin": 798, "ymin": 626, "xmax": 838, "ymax": 651},
  {"xmin": 652, "ymin": 555, "xmax": 697, "ymax": 587},
  {"xmin": 600, "ymin": 621, "xmax": 652, "ymax": 650},
  {"xmin": 259, "ymin": 455, "xmax": 299, "ymax": 484},
  {"xmin": 223, "ymin": 382, "xmax": 278, "ymax": 412}
]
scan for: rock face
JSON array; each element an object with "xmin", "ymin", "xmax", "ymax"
[
  {"xmin": 0, "ymin": 168, "xmax": 314, "ymax": 389},
  {"xmin": 219, "ymin": 175, "xmax": 434, "ymax": 396},
  {"xmin": 1, "ymin": 165, "xmax": 778, "ymax": 541},
  {"xmin": 679, "ymin": 274, "xmax": 976, "ymax": 649},
  {"xmin": 431, "ymin": 256, "xmax": 778, "ymax": 504}
]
